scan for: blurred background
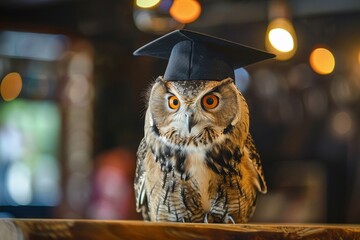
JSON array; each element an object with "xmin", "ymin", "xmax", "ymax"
[{"xmin": 0, "ymin": 0, "xmax": 359, "ymax": 223}]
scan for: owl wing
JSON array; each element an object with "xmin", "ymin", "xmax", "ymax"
[
  {"xmin": 135, "ymin": 137, "xmax": 151, "ymax": 220},
  {"xmin": 245, "ymin": 134, "xmax": 267, "ymax": 194}
]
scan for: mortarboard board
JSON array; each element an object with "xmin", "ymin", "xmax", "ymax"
[{"xmin": 134, "ymin": 29, "xmax": 275, "ymax": 81}]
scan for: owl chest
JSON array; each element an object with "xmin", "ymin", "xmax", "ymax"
[
  {"xmin": 146, "ymin": 144, "xmax": 250, "ymax": 222},
  {"xmin": 185, "ymin": 152, "xmax": 214, "ymax": 212},
  {"xmin": 151, "ymin": 149, "xmax": 217, "ymax": 211}
]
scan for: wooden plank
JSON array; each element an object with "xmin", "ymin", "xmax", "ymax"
[{"xmin": 1, "ymin": 219, "xmax": 360, "ymax": 240}]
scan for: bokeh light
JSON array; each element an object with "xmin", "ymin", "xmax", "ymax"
[
  {"xmin": 234, "ymin": 68, "xmax": 250, "ymax": 93},
  {"xmin": 136, "ymin": 0, "xmax": 161, "ymax": 9},
  {"xmin": 169, "ymin": 0, "xmax": 201, "ymax": 24},
  {"xmin": 0, "ymin": 31, "xmax": 68, "ymax": 61},
  {"xmin": 0, "ymin": 72, "xmax": 23, "ymax": 101},
  {"xmin": 67, "ymin": 74, "xmax": 91, "ymax": 106},
  {"xmin": 266, "ymin": 18, "xmax": 297, "ymax": 61},
  {"xmin": 331, "ymin": 111, "xmax": 353, "ymax": 136},
  {"xmin": 303, "ymin": 87, "xmax": 328, "ymax": 118},
  {"xmin": 330, "ymin": 76, "xmax": 357, "ymax": 106},
  {"xmin": 0, "ymin": 100, "xmax": 61, "ymax": 206},
  {"xmin": 287, "ymin": 64, "xmax": 313, "ymax": 90},
  {"xmin": 63, "ymin": 43, "xmax": 94, "ymax": 216},
  {"xmin": 309, "ymin": 48, "xmax": 335, "ymax": 75},
  {"xmin": 253, "ymin": 68, "xmax": 280, "ymax": 98},
  {"xmin": 6, "ymin": 162, "xmax": 32, "ymax": 205},
  {"xmin": 269, "ymin": 28, "xmax": 294, "ymax": 52},
  {"xmin": 133, "ymin": 9, "xmax": 184, "ymax": 34}
]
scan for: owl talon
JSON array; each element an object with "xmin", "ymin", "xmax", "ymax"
[
  {"xmin": 224, "ymin": 214, "xmax": 236, "ymax": 224},
  {"xmin": 204, "ymin": 213, "xmax": 209, "ymax": 223}
]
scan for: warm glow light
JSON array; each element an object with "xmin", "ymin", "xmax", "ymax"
[
  {"xmin": 332, "ymin": 111, "xmax": 352, "ymax": 136},
  {"xmin": 310, "ymin": 48, "xmax": 335, "ymax": 75},
  {"xmin": 0, "ymin": 72, "xmax": 23, "ymax": 101},
  {"xmin": 169, "ymin": 0, "xmax": 201, "ymax": 24},
  {"xmin": 268, "ymin": 28, "xmax": 294, "ymax": 52},
  {"xmin": 358, "ymin": 50, "xmax": 360, "ymax": 65},
  {"xmin": 136, "ymin": 0, "xmax": 161, "ymax": 8},
  {"xmin": 265, "ymin": 18, "xmax": 297, "ymax": 61},
  {"xmin": 133, "ymin": 9, "xmax": 185, "ymax": 34}
]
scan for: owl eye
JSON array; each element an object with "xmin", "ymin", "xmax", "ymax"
[
  {"xmin": 168, "ymin": 95, "xmax": 180, "ymax": 109},
  {"xmin": 202, "ymin": 94, "xmax": 219, "ymax": 109}
]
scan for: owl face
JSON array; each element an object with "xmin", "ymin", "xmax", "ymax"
[{"xmin": 146, "ymin": 77, "xmax": 248, "ymax": 147}]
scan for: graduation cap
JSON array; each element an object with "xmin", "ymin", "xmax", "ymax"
[{"xmin": 134, "ymin": 29, "xmax": 275, "ymax": 81}]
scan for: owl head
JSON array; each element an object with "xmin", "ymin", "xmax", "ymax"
[{"xmin": 145, "ymin": 77, "xmax": 249, "ymax": 148}]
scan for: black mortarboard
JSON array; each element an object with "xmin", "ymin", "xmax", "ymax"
[{"xmin": 134, "ymin": 29, "xmax": 275, "ymax": 81}]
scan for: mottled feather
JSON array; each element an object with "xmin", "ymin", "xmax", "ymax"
[{"xmin": 134, "ymin": 77, "xmax": 266, "ymax": 223}]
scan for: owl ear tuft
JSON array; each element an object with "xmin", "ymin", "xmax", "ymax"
[
  {"xmin": 154, "ymin": 76, "xmax": 171, "ymax": 90},
  {"xmin": 155, "ymin": 76, "xmax": 165, "ymax": 83}
]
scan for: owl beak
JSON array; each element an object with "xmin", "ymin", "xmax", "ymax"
[{"xmin": 185, "ymin": 112, "xmax": 195, "ymax": 133}]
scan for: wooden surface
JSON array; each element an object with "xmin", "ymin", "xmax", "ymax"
[{"xmin": 1, "ymin": 219, "xmax": 360, "ymax": 240}]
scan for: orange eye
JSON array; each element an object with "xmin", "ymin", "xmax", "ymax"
[
  {"xmin": 168, "ymin": 95, "xmax": 180, "ymax": 109},
  {"xmin": 202, "ymin": 94, "xmax": 219, "ymax": 109}
]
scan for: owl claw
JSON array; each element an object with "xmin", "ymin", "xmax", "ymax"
[
  {"xmin": 204, "ymin": 213, "xmax": 209, "ymax": 223},
  {"xmin": 224, "ymin": 214, "xmax": 236, "ymax": 224}
]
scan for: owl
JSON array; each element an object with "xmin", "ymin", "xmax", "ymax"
[{"xmin": 134, "ymin": 76, "xmax": 267, "ymax": 223}]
